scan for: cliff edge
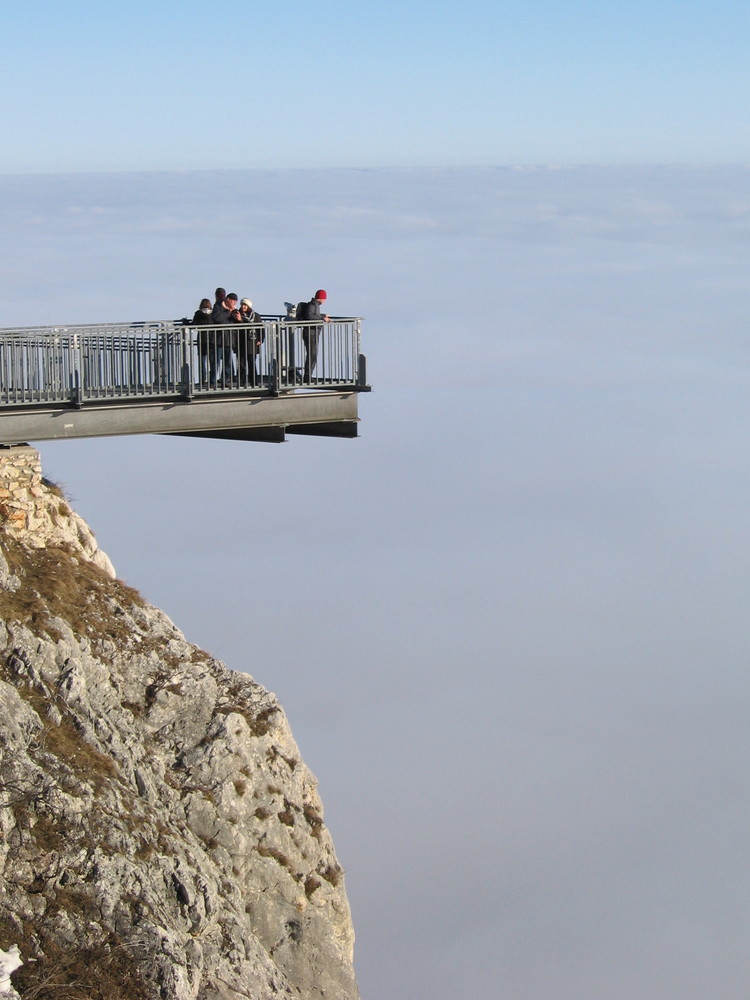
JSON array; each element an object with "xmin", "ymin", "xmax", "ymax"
[{"xmin": 0, "ymin": 447, "xmax": 358, "ymax": 1000}]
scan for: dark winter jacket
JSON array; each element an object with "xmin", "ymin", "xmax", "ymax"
[{"xmin": 297, "ymin": 298, "xmax": 323, "ymax": 323}]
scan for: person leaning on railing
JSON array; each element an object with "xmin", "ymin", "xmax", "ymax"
[{"xmin": 298, "ymin": 289, "xmax": 330, "ymax": 381}]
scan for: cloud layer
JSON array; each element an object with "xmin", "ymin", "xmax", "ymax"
[{"xmin": 3, "ymin": 166, "xmax": 750, "ymax": 1000}]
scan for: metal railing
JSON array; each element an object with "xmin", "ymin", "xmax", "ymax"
[{"xmin": 0, "ymin": 317, "xmax": 367, "ymax": 408}]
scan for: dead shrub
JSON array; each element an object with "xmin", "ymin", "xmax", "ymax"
[{"xmin": 0, "ymin": 913, "xmax": 153, "ymax": 1000}]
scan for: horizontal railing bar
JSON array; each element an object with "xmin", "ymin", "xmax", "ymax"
[{"xmin": 0, "ymin": 317, "xmax": 363, "ymax": 339}]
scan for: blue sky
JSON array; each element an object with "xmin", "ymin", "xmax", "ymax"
[{"xmin": 5, "ymin": 0, "xmax": 750, "ymax": 172}]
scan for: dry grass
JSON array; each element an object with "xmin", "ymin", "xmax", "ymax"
[
  {"xmin": 40, "ymin": 476, "xmax": 67, "ymax": 502},
  {"xmin": 254, "ymin": 844, "xmax": 293, "ymax": 871},
  {"xmin": 216, "ymin": 703, "xmax": 278, "ymax": 737},
  {"xmin": 0, "ymin": 534, "xmax": 199, "ymax": 678},
  {"xmin": 16, "ymin": 684, "xmax": 120, "ymax": 793},
  {"xmin": 304, "ymin": 874, "xmax": 322, "ymax": 898},
  {"xmin": 0, "ymin": 912, "xmax": 153, "ymax": 1000},
  {"xmin": 265, "ymin": 744, "xmax": 297, "ymax": 770},
  {"xmin": 44, "ymin": 718, "xmax": 118, "ymax": 790},
  {"xmin": 303, "ymin": 803, "xmax": 324, "ymax": 840},
  {"xmin": 318, "ymin": 862, "xmax": 343, "ymax": 887},
  {"xmin": 278, "ymin": 799, "xmax": 296, "ymax": 827},
  {"xmin": 0, "ymin": 535, "xmax": 145, "ymax": 646}
]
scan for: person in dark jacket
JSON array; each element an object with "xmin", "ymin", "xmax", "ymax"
[
  {"xmin": 298, "ymin": 289, "xmax": 330, "ymax": 381},
  {"xmin": 210, "ymin": 292, "xmax": 238, "ymax": 385},
  {"xmin": 236, "ymin": 298, "xmax": 265, "ymax": 385},
  {"xmin": 191, "ymin": 298, "xmax": 213, "ymax": 385},
  {"xmin": 211, "ymin": 291, "xmax": 237, "ymax": 324}
]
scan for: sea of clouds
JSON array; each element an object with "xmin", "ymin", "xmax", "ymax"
[{"xmin": 2, "ymin": 165, "xmax": 750, "ymax": 1000}]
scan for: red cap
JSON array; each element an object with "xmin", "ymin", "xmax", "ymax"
[{"xmin": 315, "ymin": 289, "xmax": 327, "ymax": 301}]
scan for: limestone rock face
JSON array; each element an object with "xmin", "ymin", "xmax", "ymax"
[{"xmin": 0, "ymin": 448, "xmax": 358, "ymax": 1000}]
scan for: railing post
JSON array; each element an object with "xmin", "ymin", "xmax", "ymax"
[
  {"xmin": 72, "ymin": 369, "xmax": 82, "ymax": 409},
  {"xmin": 269, "ymin": 321, "xmax": 280, "ymax": 396},
  {"xmin": 180, "ymin": 326, "xmax": 193, "ymax": 400},
  {"xmin": 71, "ymin": 334, "xmax": 83, "ymax": 408}
]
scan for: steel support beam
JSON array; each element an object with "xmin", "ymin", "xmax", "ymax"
[
  {"xmin": 0, "ymin": 391, "xmax": 360, "ymax": 446},
  {"xmin": 285, "ymin": 421, "xmax": 359, "ymax": 438}
]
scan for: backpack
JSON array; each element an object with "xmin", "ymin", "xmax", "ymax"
[{"xmin": 284, "ymin": 300, "xmax": 311, "ymax": 322}]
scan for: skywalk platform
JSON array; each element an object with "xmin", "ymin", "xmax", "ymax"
[{"xmin": 0, "ymin": 317, "xmax": 369, "ymax": 446}]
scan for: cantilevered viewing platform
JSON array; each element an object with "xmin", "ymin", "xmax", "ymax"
[{"xmin": 0, "ymin": 316, "xmax": 369, "ymax": 446}]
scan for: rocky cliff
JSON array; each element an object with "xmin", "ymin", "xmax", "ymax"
[{"xmin": 0, "ymin": 447, "xmax": 358, "ymax": 1000}]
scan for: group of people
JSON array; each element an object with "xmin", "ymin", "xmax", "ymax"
[
  {"xmin": 189, "ymin": 287, "xmax": 330, "ymax": 387},
  {"xmin": 191, "ymin": 287, "xmax": 264, "ymax": 387}
]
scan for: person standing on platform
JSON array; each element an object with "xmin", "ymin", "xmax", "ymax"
[
  {"xmin": 192, "ymin": 298, "xmax": 213, "ymax": 385},
  {"xmin": 237, "ymin": 298, "xmax": 264, "ymax": 385},
  {"xmin": 210, "ymin": 292, "xmax": 238, "ymax": 385},
  {"xmin": 298, "ymin": 289, "xmax": 330, "ymax": 381}
]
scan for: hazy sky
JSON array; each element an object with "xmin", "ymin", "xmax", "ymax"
[
  {"xmin": 4, "ymin": 0, "xmax": 750, "ymax": 171},
  {"xmin": 2, "ymin": 165, "xmax": 750, "ymax": 999}
]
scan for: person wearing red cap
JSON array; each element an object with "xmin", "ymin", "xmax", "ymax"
[{"xmin": 297, "ymin": 289, "xmax": 330, "ymax": 382}]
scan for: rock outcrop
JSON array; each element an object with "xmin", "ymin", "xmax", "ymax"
[{"xmin": 0, "ymin": 447, "xmax": 358, "ymax": 1000}]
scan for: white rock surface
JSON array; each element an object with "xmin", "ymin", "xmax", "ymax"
[{"xmin": 0, "ymin": 447, "xmax": 358, "ymax": 1000}]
